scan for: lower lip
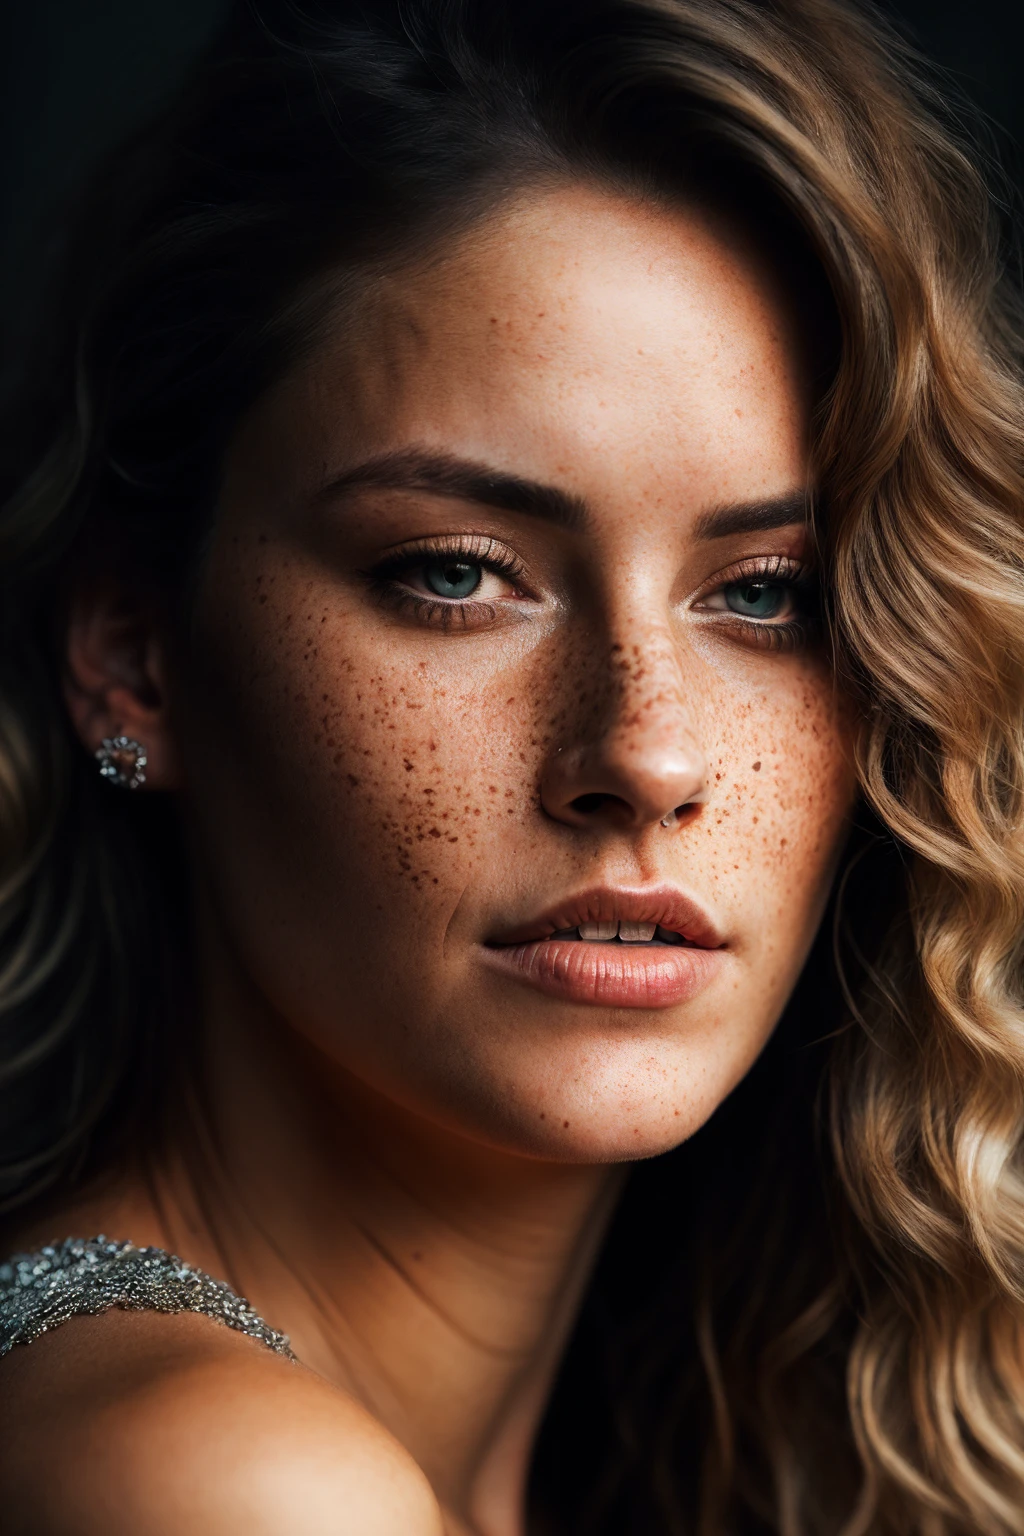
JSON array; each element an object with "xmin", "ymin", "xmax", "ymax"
[{"xmin": 482, "ymin": 938, "xmax": 724, "ymax": 1009}]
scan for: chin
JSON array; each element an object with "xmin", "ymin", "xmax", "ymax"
[
  {"xmin": 495, "ymin": 1108, "xmax": 705, "ymax": 1166},
  {"xmin": 442, "ymin": 1044, "xmax": 743, "ymax": 1165}
]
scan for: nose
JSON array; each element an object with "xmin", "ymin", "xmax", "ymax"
[{"xmin": 540, "ymin": 632, "xmax": 708, "ymax": 833}]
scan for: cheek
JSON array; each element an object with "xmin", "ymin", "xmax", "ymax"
[
  {"xmin": 700, "ymin": 669, "xmax": 856, "ymax": 978},
  {"xmin": 184, "ymin": 555, "xmax": 544, "ymax": 931}
]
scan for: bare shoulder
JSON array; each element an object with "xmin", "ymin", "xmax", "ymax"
[{"xmin": 0, "ymin": 1309, "xmax": 444, "ymax": 1536}]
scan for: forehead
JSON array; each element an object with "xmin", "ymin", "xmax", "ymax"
[{"xmin": 237, "ymin": 184, "xmax": 811, "ymax": 513}]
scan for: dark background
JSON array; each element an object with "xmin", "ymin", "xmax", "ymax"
[{"xmin": 2, "ymin": 0, "xmax": 1022, "ymax": 366}]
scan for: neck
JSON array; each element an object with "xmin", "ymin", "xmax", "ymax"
[{"xmin": 91, "ymin": 933, "xmax": 623, "ymax": 1536}]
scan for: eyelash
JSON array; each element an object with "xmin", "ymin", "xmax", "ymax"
[
  {"xmin": 366, "ymin": 535, "xmax": 527, "ymax": 631},
  {"xmin": 366, "ymin": 540, "xmax": 819, "ymax": 650}
]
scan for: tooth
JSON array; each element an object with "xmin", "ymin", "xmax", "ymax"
[
  {"xmin": 578, "ymin": 922, "xmax": 618, "ymax": 940},
  {"xmin": 619, "ymin": 922, "xmax": 657, "ymax": 942}
]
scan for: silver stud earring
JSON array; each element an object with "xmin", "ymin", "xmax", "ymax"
[{"xmin": 95, "ymin": 735, "xmax": 148, "ymax": 790}]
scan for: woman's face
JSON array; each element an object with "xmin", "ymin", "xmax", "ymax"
[{"xmin": 183, "ymin": 185, "xmax": 856, "ymax": 1162}]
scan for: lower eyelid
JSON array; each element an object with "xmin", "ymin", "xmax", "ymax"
[
  {"xmin": 383, "ymin": 588, "xmax": 495, "ymax": 625},
  {"xmin": 372, "ymin": 581, "xmax": 524, "ymax": 631}
]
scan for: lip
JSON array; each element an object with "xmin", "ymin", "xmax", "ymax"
[
  {"xmin": 489, "ymin": 884, "xmax": 724, "ymax": 949},
  {"xmin": 483, "ymin": 884, "xmax": 727, "ymax": 1010}
]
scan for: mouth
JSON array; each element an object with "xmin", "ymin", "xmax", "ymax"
[{"xmin": 482, "ymin": 886, "xmax": 726, "ymax": 1010}]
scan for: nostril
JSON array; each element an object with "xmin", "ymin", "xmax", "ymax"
[
  {"xmin": 661, "ymin": 802, "xmax": 701, "ymax": 827},
  {"xmin": 570, "ymin": 792, "xmax": 630, "ymax": 816}
]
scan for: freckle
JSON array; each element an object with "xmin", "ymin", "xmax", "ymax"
[
  {"xmin": 348, "ymin": 775, "xmax": 360, "ymax": 787},
  {"xmin": 539, "ymin": 1113, "xmax": 546, "ymax": 1120},
  {"xmin": 752, "ymin": 761, "xmax": 762, "ymax": 771},
  {"xmin": 674, "ymin": 1110, "xmax": 680, "ymax": 1117}
]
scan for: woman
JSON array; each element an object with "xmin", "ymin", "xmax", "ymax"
[{"xmin": 1, "ymin": 0, "xmax": 1022, "ymax": 1531}]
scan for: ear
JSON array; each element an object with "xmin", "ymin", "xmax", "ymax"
[{"xmin": 64, "ymin": 583, "xmax": 182, "ymax": 792}]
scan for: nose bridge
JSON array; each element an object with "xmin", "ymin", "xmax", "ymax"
[
  {"xmin": 541, "ymin": 612, "xmax": 708, "ymax": 832},
  {"xmin": 602, "ymin": 622, "xmax": 701, "ymax": 766}
]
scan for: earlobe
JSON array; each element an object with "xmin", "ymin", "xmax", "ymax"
[{"xmin": 64, "ymin": 589, "xmax": 182, "ymax": 792}]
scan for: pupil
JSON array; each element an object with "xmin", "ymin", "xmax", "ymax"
[
  {"xmin": 425, "ymin": 560, "xmax": 482, "ymax": 599},
  {"xmin": 726, "ymin": 579, "xmax": 784, "ymax": 619}
]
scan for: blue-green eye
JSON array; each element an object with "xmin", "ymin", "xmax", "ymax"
[
  {"xmin": 423, "ymin": 560, "xmax": 482, "ymax": 599},
  {"xmin": 723, "ymin": 579, "xmax": 787, "ymax": 619}
]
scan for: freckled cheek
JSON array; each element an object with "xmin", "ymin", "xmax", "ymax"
[
  {"xmin": 205, "ymin": 593, "xmax": 542, "ymax": 907},
  {"xmin": 704, "ymin": 684, "xmax": 856, "ymax": 950}
]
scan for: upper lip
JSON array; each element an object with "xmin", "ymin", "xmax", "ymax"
[{"xmin": 488, "ymin": 885, "xmax": 725, "ymax": 949}]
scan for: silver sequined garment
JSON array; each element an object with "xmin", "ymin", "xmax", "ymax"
[{"xmin": 0, "ymin": 1235, "xmax": 295, "ymax": 1360}]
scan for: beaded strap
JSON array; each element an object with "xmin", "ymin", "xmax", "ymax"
[{"xmin": 0, "ymin": 1236, "xmax": 295, "ymax": 1361}]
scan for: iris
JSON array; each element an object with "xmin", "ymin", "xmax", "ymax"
[
  {"xmin": 724, "ymin": 579, "xmax": 786, "ymax": 619},
  {"xmin": 424, "ymin": 560, "xmax": 482, "ymax": 599}
]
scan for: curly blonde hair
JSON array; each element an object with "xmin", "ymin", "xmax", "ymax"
[{"xmin": 1, "ymin": 2, "xmax": 1023, "ymax": 1531}]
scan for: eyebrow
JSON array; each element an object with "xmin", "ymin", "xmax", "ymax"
[
  {"xmin": 317, "ymin": 446, "xmax": 808, "ymax": 540},
  {"xmin": 692, "ymin": 492, "xmax": 810, "ymax": 540},
  {"xmin": 317, "ymin": 447, "xmax": 588, "ymax": 531}
]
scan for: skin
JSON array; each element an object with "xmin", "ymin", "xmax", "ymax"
[{"xmin": 0, "ymin": 185, "xmax": 857, "ymax": 1535}]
